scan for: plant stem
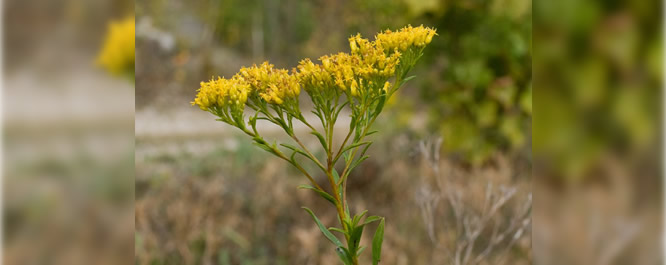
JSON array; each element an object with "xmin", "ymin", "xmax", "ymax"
[{"xmin": 240, "ymin": 128, "xmax": 324, "ymax": 191}]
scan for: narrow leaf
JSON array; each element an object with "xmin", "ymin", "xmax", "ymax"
[
  {"xmin": 357, "ymin": 246, "xmax": 367, "ymax": 256},
  {"xmin": 372, "ymin": 218, "xmax": 385, "ymax": 265},
  {"xmin": 350, "ymin": 156, "xmax": 370, "ymax": 172},
  {"xmin": 402, "ymin": 75, "xmax": 417, "ymax": 83},
  {"xmin": 290, "ymin": 151, "xmax": 298, "ymax": 164},
  {"xmin": 252, "ymin": 141, "xmax": 275, "ymax": 155},
  {"xmin": 334, "ymin": 101, "xmax": 349, "ymax": 120},
  {"xmin": 303, "ymin": 207, "xmax": 343, "ymax": 247},
  {"xmin": 311, "ymin": 131, "xmax": 329, "ymax": 153},
  {"xmin": 350, "ymin": 222, "xmax": 365, "ymax": 253},
  {"xmin": 335, "ymin": 247, "xmax": 353, "ymax": 265},
  {"xmin": 328, "ymin": 227, "xmax": 348, "ymax": 236},
  {"xmin": 363, "ymin": 216, "xmax": 382, "ymax": 226},
  {"xmin": 280, "ymin": 143, "xmax": 300, "ymax": 152},
  {"xmin": 298, "ymin": 185, "xmax": 337, "ymax": 205},
  {"xmin": 340, "ymin": 141, "xmax": 372, "ymax": 155},
  {"xmin": 374, "ymin": 95, "xmax": 387, "ymax": 116},
  {"xmin": 353, "ymin": 210, "xmax": 368, "ymax": 227},
  {"xmin": 331, "ymin": 168, "xmax": 341, "ymax": 183}
]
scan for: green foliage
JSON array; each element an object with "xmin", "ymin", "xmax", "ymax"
[
  {"xmin": 533, "ymin": 0, "xmax": 661, "ymax": 180},
  {"xmin": 371, "ymin": 217, "xmax": 385, "ymax": 265},
  {"xmin": 418, "ymin": 0, "xmax": 532, "ymax": 165}
]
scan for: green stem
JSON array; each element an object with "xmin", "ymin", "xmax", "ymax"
[{"xmin": 239, "ymin": 127, "xmax": 324, "ymax": 192}]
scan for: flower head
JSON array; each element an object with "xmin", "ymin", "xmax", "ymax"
[
  {"xmin": 238, "ymin": 62, "xmax": 300, "ymax": 105},
  {"xmin": 295, "ymin": 58, "xmax": 334, "ymax": 92},
  {"xmin": 375, "ymin": 25, "xmax": 437, "ymax": 53},
  {"xmin": 318, "ymin": 52, "xmax": 360, "ymax": 93},
  {"xmin": 192, "ymin": 76, "xmax": 250, "ymax": 111},
  {"xmin": 350, "ymin": 35, "xmax": 401, "ymax": 81}
]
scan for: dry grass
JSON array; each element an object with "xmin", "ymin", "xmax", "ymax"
[{"xmin": 135, "ymin": 132, "xmax": 532, "ymax": 265}]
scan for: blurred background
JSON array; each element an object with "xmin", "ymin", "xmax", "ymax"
[
  {"xmin": 533, "ymin": 1, "xmax": 663, "ymax": 264},
  {"xmin": 3, "ymin": 0, "xmax": 664, "ymax": 265},
  {"xmin": 134, "ymin": 0, "xmax": 532, "ymax": 264},
  {"xmin": 3, "ymin": 0, "xmax": 134, "ymax": 265}
]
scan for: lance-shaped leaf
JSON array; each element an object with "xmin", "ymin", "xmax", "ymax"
[
  {"xmin": 311, "ymin": 131, "xmax": 329, "ymax": 153},
  {"xmin": 335, "ymin": 247, "xmax": 353, "ymax": 265},
  {"xmin": 298, "ymin": 185, "xmax": 336, "ymax": 205},
  {"xmin": 303, "ymin": 207, "xmax": 343, "ymax": 247},
  {"xmin": 372, "ymin": 218, "xmax": 385, "ymax": 265},
  {"xmin": 340, "ymin": 141, "xmax": 372, "ymax": 156}
]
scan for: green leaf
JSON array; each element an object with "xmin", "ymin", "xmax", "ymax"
[
  {"xmin": 311, "ymin": 110, "xmax": 326, "ymax": 127},
  {"xmin": 349, "ymin": 222, "xmax": 365, "ymax": 252},
  {"xmin": 340, "ymin": 141, "xmax": 372, "ymax": 156},
  {"xmin": 298, "ymin": 185, "xmax": 337, "ymax": 205},
  {"xmin": 280, "ymin": 143, "xmax": 300, "ymax": 152},
  {"xmin": 374, "ymin": 94, "xmax": 387, "ymax": 116},
  {"xmin": 349, "ymin": 116, "xmax": 357, "ymax": 131},
  {"xmin": 372, "ymin": 218, "xmax": 385, "ymax": 265},
  {"xmin": 365, "ymin": 130, "xmax": 379, "ymax": 137},
  {"xmin": 328, "ymin": 227, "xmax": 348, "ymax": 236},
  {"xmin": 311, "ymin": 131, "xmax": 329, "ymax": 153},
  {"xmin": 335, "ymin": 247, "xmax": 353, "ymax": 265},
  {"xmin": 290, "ymin": 151, "xmax": 298, "ymax": 164},
  {"xmin": 350, "ymin": 155, "xmax": 370, "ymax": 172},
  {"xmin": 357, "ymin": 245, "xmax": 367, "ymax": 256},
  {"xmin": 249, "ymin": 113, "xmax": 259, "ymax": 134},
  {"xmin": 402, "ymin": 75, "xmax": 417, "ymax": 83},
  {"xmin": 282, "ymin": 143, "xmax": 323, "ymax": 170},
  {"xmin": 302, "ymin": 207, "xmax": 343, "ymax": 247},
  {"xmin": 331, "ymin": 168, "xmax": 341, "ymax": 183},
  {"xmin": 252, "ymin": 141, "xmax": 275, "ymax": 155},
  {"xmin": 353, "ymin": 210, "xmax": 369, "ymax": 226},
  {"xmin": 280, "ymin": 143, "xmax": 309, "ymax": 158},
  {"xmin": 334, "ymin": 101, "xmax": 349, "ymax": 120},
  {"xmin": 363, "ymin": 216, "xmax": 382, "ymax": 226}
]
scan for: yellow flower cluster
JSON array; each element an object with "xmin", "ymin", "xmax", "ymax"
[
  {"xmin": 193, "ymin": 62, "xmax": 301, "ymax": 111},
  {"xmin": 350, "ymin": 34, "xmax": 401, "ymax": 81},
  {"xmin": 295, "ymin": 58, "xmax": 334, "ymax": 92},
  {"xmin": 375, "ymin": 25, "xmax": 437, "ymax": 52},
  {"xmin": 238, "ymin": 62, "xmax": 300, "ymax": 105},
  {"xmin": 295, "ymin": 31, "xmax": 406, "ymax": 98},
  {"xmin": 194, "ymin": 25, "xmax": 436, "ymax": 112},
  {"xmin": 192, "ymin": 76, "xmax": 250, "ymax": 111},
  {"xmin": 97, "ymin": 16, "xmax": 135, "ymax": 76},
  {"xmin": 320, "ymin": 52, "xmax": 361, "ymax": 95}
]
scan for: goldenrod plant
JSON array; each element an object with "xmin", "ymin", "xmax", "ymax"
[
  {"xmin": 193, "ymin": 25, "xmax": 435, "ymax": 265},
  {"xmin": 97, "ymin": 16, "xmax": 135, "ymax": 78}
]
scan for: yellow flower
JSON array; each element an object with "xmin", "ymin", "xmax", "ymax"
[
  {"xmin": 196, "ymin": 25, "xmax": 436, "ymax": 111},
  {"xmin": 316, "ymin": 52, "xmax": 360, "ymax": 93},
  {"xmin": 192, "ymin": 76, "xmax": 251, "ymax": 111},
  {"xmin": 97, "ymin": 16, "xmax": 135, "ymax": 76},
  {"xmin": 238, "ymin": 62, "xmax": 300, "ymax": 105},
  {"xmin": 351, "ymin": 35, "xmax": 401, "ymax": 81},
  {"xmin": 375, "ymin": 24, "xmax": 437, "ymax": 52},
  {"xmin": 382, "ymin": 81, "xmax": 391, "ymax": 93}
]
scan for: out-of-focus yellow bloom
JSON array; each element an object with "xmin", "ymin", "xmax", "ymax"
[
  {"xmin": 238, "ymin": 62, "xmax": 300, "ymax": 105},
  {"xmin": 191, "ymin": 76, "xmax": 250, "ymax": 111},
  {"xmin": 375, "ymin": 24, "xmax": 437, "ymax": 52},
  {"xmin": 97, "ymin": 16, "xmax": 135, "ymax": 76}
]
